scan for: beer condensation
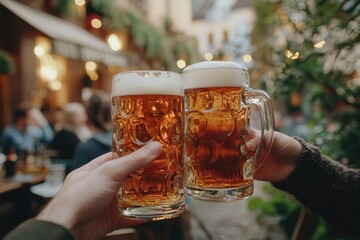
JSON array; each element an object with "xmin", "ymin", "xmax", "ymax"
[
  {"xmin": 185, "ymin": 87, "xmax": 255, "ymax": 189},
  {"xmin": 112, "ymin": 94, "xmax": 185, "ymax": 206}
]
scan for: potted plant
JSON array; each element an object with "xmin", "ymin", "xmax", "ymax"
[
  {"xmin": 0, "ymin": 50, "xmax": 15, "ymax": 130},
  {"xmin": 0, "ymin": 50, "xmax": 15, "ymax": 74}
]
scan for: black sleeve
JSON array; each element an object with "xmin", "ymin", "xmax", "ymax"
[
  {"xmin": 272, "ymin": 137, "xmax": 360, "ymax": 237},
  {"xmin": 4, "ymin": 219, "xmax": 75, "ymax": 240}
]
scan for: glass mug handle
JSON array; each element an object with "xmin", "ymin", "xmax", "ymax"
[{"xmin": 243, "ymin": 88, "xmax": 275, "ymax": 177}]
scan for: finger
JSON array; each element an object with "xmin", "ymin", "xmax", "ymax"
[
  {"xmin": 105, "ymin": 141, "xmax": 162, "ymax": 181},
  {"xmin": 80, "ymin": 152, "xmax": 114, "ymax": 171},
  {"xmin": 246, "ymin": 134, "xmax": 261, "ymax": 151}
]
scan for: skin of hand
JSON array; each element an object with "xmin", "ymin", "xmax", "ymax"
[
  {"xmin": 36, "ymin": 141, "xmax": 163, "ymax": 240},
  {"xmin": 246, "ymin": 131, "xmax": 303, "ymax": 182}
]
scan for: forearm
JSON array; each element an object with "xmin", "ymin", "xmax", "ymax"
[
  {"xmin": 4, "ymin": 219, "xmax": 74, "ymax": 240},
  {"xmin": 273, "ymin": 138, "xmax": 360, "ymax": 236}
]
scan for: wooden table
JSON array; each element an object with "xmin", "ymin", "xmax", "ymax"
[
  {"xmin": 0, "ymin": 181, "xmax": 21, "ymax": 194},
  {"xmin": 0, "ymin": 173, "xmax": 46, "ymax": 238},
  {"xmin": 0, "ymin": 174, "xmax": 45, "ymax": 193}
]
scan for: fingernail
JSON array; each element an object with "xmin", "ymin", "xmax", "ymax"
[{"xmin": 144, "ymin": 141, "xmax": 162, "ymax": 152}]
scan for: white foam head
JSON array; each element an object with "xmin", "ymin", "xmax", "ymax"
[
  {"xmin": 182, "ymin": 61, "xmax": 249, "ymax": 89},
  {"xmin": 112, "ymin": 71, "xmax": 183, "ymax": 96}
]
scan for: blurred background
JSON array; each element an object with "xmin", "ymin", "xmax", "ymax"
[{"xmin": 0, "ymin": 0, "xmax": 359, "ymax": 239}]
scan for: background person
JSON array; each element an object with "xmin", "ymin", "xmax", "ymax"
[
  {"xmin": 71, "ymin": 91, "xmax": 112, "ymax": 171},
  {"xmin": 49, "ymin": 102, "xmax": 90, "ymax": 161},
  {"xmin": 1, "ymin": 103, "xmax": 54, "ymax": 155}
]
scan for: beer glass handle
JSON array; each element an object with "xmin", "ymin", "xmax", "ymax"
[{"xmin": 244, "ymin": 88, "xmax": 275, "ymax": 175}]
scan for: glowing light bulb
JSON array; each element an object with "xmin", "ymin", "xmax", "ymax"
[
  {"xmin": 34, "ymin": 45, "xmax": 45, "ymax": 56},
  {"xmin": 314, "ymin": 40, "xmax": 326, "ymax": 48},
  {"xmin": 85, "ymin": 61, "xmax": 97, "ymax": 72},
  {"xmin": 177, "ymin": 59, "xmax": 186, "ymax": 69},
  {"xmin": 285, "ymin": 49, "xmax": 300, "ymax": 60},
  {"xmin": 107, "ymin": 34, "xmax": 122, "ymax": 51},
  {"xmin": 74, "ymin": 0, "xmax": 85, "ymax": 6},
  {"xmin": 91, "ymin": 18, "xmax": 102, "ymax": 29},
  {"xmin": 243, "ymin": 54, "xmax": 253, "ymax": 63},
  {"xmin": 49, "ymin": 81, "xmax": 62, "ymax": 91},
  {"xmin": 204, "ymin": 52, "xmax": 213, "ymax": 61}
]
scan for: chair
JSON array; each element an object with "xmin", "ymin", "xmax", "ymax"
[{"xmin": 291, "ymin": 208, "xmax": 318, "ymax": 240}]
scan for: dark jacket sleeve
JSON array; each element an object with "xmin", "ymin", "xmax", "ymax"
[
  {"xmin": 272, "ymin": 137, "xmax": 360, "ymax": 237},
  {"xmin": 4, "ymin": 219, "xmax": 75, "ymax": 240}
]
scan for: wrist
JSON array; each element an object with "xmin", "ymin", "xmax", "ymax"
[
  {"xmin": 35, "ymin": 200, "xmax": 77, "ymax": 237},
  {"xmin": 274, "ymin": 135, "xmax": 303, "ymax": 182},
  {"xmin": 270, "ymin": 132, "xmax": 303, "ymax": 182},
  {"xmin": 288, "ymin": 136, "xmax": 303, "ymax": 163}
]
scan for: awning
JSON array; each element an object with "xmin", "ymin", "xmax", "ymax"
[{"xmin": 0, "ymin": 0, "xmax": 127, "ymax": 66}]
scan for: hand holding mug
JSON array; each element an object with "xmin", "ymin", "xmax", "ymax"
[{"xmin": 36, "ymin": 142, "xmax": 162, "ymax": 240}]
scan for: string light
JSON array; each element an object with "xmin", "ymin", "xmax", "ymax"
[
  {"xmin": 34, "ymin": 46, "xmax": 45, "ymax": 56},
  {"xmin": 49, "ymin": 81, "xmax": 62, "ymax": 91},
  {"xmin": 85, "ymin": 61, "xmax": 98, "ymax": 81},
  {"xmin": 177, "ymin": 59, "xmax": 186, "ymax": 69},
  {"xmin": 204, "ymin": 52, "xmax": 213, "ymax": 61},
  {"xmin": 91, "ymin": 18, "xmax": 102, "ymax": 29},
  {"xmin": 85, "ymin": 61, "xmax": 97, "ymax": 72},
  {"xmin": 74, "ymin": 0, "xmax": 85, "ymax": 6},
  {"xmin": 107, "ymin": 34, "xmax": 122, "ymax": 51},
  {"xmin": 314, "ymin": 40, "xmax": 326, "ymax": 48},
  {"xmin": 89, "ymin": 72, "xmax": 99, "ymax": 81},
  {"xmin": 40, "ymin": 65, "xmax": 58, "ymax": 82},
  {"xmin": 243, "ymin": 54, "xmax": 253, "ymax": 63},
  {"xmin": 34, "ymin": 38, "xmax": 51, "ymax": 57},
  {"xmin": 285, "ymin": 49, "xmax": 300, "ymax": 60}
]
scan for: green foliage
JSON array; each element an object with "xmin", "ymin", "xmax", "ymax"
[
  {"xmin": 248, "ymin": 184, "xmax": 301, "ymax": 237},
  {"xmin": 55, "ymin": 0, "xmax": 75, "ymax": 18},
  {"xmin": 89, "ymin": 1, "xmax": 198, "ymax": 70},
  {"xmin": 248, "ymin": 184, "xmax": 359, "ymax": 239},
  {"xmin": 172, "ymin": 40, "xmax": 196, "ymax": 64},
  {"xmin": 90, "ymin": 0, "xmax": 116, "ymax": 17},
  {"xmin": 252, "ymin": 0, "xmax": 360, "ymax": 165},
  {"xmin": 250, "ymin": 0, "xmax": 360, "ymax": 238},
  {"xmin": 0, "ymin": 50, "xmax": 15, "ymax": 74},
  {"xmin": 311, "ymin": 218, "xmax": 359, "ymax": 240}
]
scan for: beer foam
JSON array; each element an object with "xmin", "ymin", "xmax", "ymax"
[
  {"xmin": 112, "ymin": 71, "xmax": 183, "ymax": 96},
  {"xmin": 182, "ymin": 61, "xmax": 249, "ymax": 89}
]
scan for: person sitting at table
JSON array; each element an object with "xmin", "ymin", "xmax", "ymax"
[
  {"xmin": 71, "ymin": 91, "xmax": 112, "ymax": 171},
  {"xmin": 49, "ymin": 102, "xmax": 91, "ymax": 161},
  {"xmin": 1, "ymin": 103, "xmax": 54, "ymax": 156}
]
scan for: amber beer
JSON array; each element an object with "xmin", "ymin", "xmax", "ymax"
[
  {"xmin": 112, "ymin": 71, "xmax": 185, "ymax": 220},
  {"xmin": 183, "ymin": 61, "xmax": 274, "ymax": 201}
]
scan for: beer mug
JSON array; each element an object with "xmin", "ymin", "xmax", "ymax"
[
  {"xmin": 112, "ymin": 71, "xmax": 185, "ymax": 220},
  {"xmin": 183, "ymin": 61, "xmax": 274, "ymax": 201}
]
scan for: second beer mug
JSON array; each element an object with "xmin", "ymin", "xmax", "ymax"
[
  {"xmin": 183, "ymin": 61, "xmax": 274, "ymax": 201},
  {"xmin": 112, "ymin": 71, "xmax": 185, "ymax": 220}
]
